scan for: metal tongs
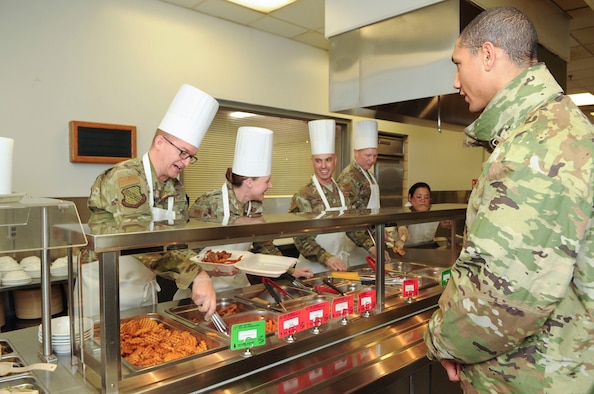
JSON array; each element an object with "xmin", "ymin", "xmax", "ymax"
[
  {"xmin": 280, "ymin": 272, "xmax": 311, "ymax": 289},
  {"xmin": 210, "ymin": 311, "xmax": 229, "ymax": 336},
  {"xmin": 322, "ymin": 278, "xmax": 345, "ymax": 296},
  {"xmin": 262, "ymin": 277, "xmax": 290, "ymax": 312}
]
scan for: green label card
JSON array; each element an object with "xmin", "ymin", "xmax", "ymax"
[
  {"xmin": 441, "ymin": 269, "xmax": 452, "ymax": 286},
  {"xmin": 230, "ymin": 320, "xmax": 266, "ymax": 351}
]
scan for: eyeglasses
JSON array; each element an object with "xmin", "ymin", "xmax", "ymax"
[{"xmin": 162, "ymin": 136, "xmax": 198, "ymax": 164}]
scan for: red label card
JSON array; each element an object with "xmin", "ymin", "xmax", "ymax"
[
  {"xmin": 357, "ymin": 290, "xmax": 376, "ymax": 313},
  {"xmin": 331, "ymin": 294, "xmax": 355, "ymax": 319},
  {"xmin": 402, "ymin": 278, "xmax": 419, "ymax": 298},
  {"xmin": 277, "ymin": 309, "xmax": 306, "ymax": 338},
  {"xmin": 304, "ymin": 301, "xmax": 330, "ymax": 329}
]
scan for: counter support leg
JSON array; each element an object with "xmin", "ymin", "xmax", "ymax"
[{"xmin": 99, "ymin": 251, "xmax": 120, "ymax": 393}]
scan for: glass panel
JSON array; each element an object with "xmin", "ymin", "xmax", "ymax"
[{"xmin": 0, "ymin": 196, "xmax": 87, "ymax": 254}]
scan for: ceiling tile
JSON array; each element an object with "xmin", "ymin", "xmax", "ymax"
[
  {"xmin": 570, "ymin": 45, "xmax": 593, "ymax": 59},
  {"xmin": 194, "ymin": 0, "xmax": 263, "ymax": 25},
  {"xmin": 249, "ymin": 16, "xmax": 307, "ymax": 38},
  {"xmin": 568, "ymin": 7, "xmax": 594, "ymax": 29},
  {"xmin": 551, "ymin": 0, "xmax": 589, "ymax": 11},
  {"xmin": 292, "ymin": 30, "xmax": 329, "ymax": 50},
  {"xmin": 271, "ymin": 0, "xmax": 324, "ymax": 30},
  {"xmin": 572, "ymin": 26, "xmax": 594, "ymax": 44},
  {"xmin": 161, "ymin": 0, "xmax": 204, "ymax": 8}
]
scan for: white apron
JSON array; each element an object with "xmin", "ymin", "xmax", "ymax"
[
  {"xmin": 405, "ymin": 222, "xmax": 440, "ymax": 246},
  {"xmin": 295, "ymin": 176, "xmax": 349, "ymax": 274},
  {"xmin": 344, "ymin": 166, "xmax": 381, "ymax": 263},
  {"xmin": 142, "ymin": 153, "xmax": 176, "ymax": 225},
  {"xmin": 359, "ymin": 166, "xmax": 380, "ymax": 210},
  {"xmin": 177, "ymin": 183, "xmax": 252, "ymax": 298}
]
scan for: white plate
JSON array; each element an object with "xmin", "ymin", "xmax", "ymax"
[
  {"xmin": 0, "ymin": 192, "xmax": 26, "ymax": 204},
  {"xmin": 191, "ymin": 249, "xmax": 254, "ymax": 273},
  {"xmin": 38, "ymin": 316, "xmax": 94, "ymax": 336},
  {"xmin": 234, "ymin": 254, "xmax": 297, "ymax": 278},
  {"xmin": 2, "ymin": 278, "xmax": 32, "ymax": 286},
  {"xmin": 24, "ymin": 270, "xmax": 41, "ymax": 279}
]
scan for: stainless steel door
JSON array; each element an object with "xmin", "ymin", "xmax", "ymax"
[{"xmin": 376, "ymin": 156, "xmax": 404, "ymax": 208}]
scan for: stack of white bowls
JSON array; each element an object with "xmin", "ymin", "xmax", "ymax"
[
  {"xmin": 2, "ymin": 269, "xmax": 32, "ymax": 286},
  {"xmin": 38, "ymin": 316, "xmax": 94, "ymax": 354},
  {"xmin": 50, "ymin": 257, "xmax": 68, "ymax": 277},
  {"xmin": 0, "ymin": 256, "xmax": 21, "ymax": 283},
  {"xmin": 20, "ymin": 256, "xmax": 41, "ymax": 279}
]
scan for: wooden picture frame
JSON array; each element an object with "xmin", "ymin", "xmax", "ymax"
[{"xmin": 69, "ymin": 121, "xmax": 137, "ymax": 164}]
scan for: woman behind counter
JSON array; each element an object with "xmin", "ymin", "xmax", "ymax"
[
  {"xmin": 399, "ymin": 182, "xmax": 451, "ymax": 248},
  {"xmin": 190, "ymin": 126, "xmax": 312, "ymax": 291}
]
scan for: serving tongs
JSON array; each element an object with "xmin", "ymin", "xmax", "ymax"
[
  {"xmin": 280, "ymin": 272, "xmax": 312, "ymax": 289},
  {"xmin": 322, "ymin": 278, "xmax": 345, "ymax": 296},
  {"xmin": 262, "ymin": 278, "xmax": 289, "ymax": 312},
  {"xmin": 210, "ymin": 311, "xmax": 229, "ymax": 336}
]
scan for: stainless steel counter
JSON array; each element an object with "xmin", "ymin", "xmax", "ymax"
[{"xmin": 37, "ymin": 204, "xmax": 467, "ymax": 393}]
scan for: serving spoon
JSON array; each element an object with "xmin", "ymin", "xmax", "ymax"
[{"xmin": 0, "ymin": 362, "xmax": 57, "ymax": 376}]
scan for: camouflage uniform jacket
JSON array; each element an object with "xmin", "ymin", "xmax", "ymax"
[
  {"xmin": 189, "ymin": 181, "xmax": 281, "ymax": 255},
  {"xmin": 337, "ymin": 160, "xmax": 373, "ymax": 210},
  {"xmin": 88, "ymin": 156, "xmax": 201, "ymax": 290},
  {"xmin": 289, "ymin": 177, "xmax": 374, "ymax": 263},
  {"xmin": 424, "ymin": 63, "xmax": 594, "ymax": 393}
]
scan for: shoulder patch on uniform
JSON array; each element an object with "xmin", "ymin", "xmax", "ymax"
[
  {"xmin": 118, "ymin": 174, "xmax": 141, "ymax": 188},
  {"xmin": 121, "ymin": 185, "xmax": 147, "ymax": 208}
]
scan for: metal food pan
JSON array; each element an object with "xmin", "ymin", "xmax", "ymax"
[
  {"xmin": 0, "ymin": 340, "xmax": 15, "ymax": 356},
  {"xmin": 280, "ymin": 294, "xmax": 333, "ymax": 311},
  {"xmin": 237, "ymin": 286, "xmax": 316, "ymax": 308},
  {"xmin": 0, "ymin": 375, "xmax": 45, "ymax": 393},
  {"xmin": 201, "ymin": 309, "xmax": 280, "ymax": 335},
  {"xmin": 166, "ymin": 297, "xmax": 256, "ymax": 325},
  {"xmin": 302, "ymin": 276, "xmax": 350, "ymax": 287},
  {"xmin": 110, "ymin": 313, "xmax": 226, "ymax": 372}
]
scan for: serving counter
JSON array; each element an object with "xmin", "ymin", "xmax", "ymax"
[{"xmin": 1, "ymin": 202, "xmax": 467, "ymax": 393}]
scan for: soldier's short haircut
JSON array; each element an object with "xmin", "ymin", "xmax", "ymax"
[{"xmin": 458, "ymin": 6, "xmax": 538, "ymax": 68}]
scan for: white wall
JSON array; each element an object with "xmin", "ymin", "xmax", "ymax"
[{"xmin": 0, "ymin": 0, "xmax": 484, "ymax": 198}]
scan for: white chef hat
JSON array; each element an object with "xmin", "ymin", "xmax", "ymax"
[
  {"xmin": 308, "ymin": 119, "xmax": 335, "ymax": 155},
  {"xmin": 158, "ymin": 84, "xmax": 219, "ymax": 149},
  {"xmin": 232, "ymin": 127, "xmax": 273, "ymax": 177},
  {"xmin": 354, "ymin": 120, "xmax": 378, "ymax": 150}
]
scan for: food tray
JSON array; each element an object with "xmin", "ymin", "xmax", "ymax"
[
  {"xmin": 166, "ymin": 298, "xmax": 256, "ymax": 325},
  {"xmin": 190, "ymin": 249, "xmax": 254, "ymax": 273},
  {"xmin": 201, "ymin": 309, "xmax": 280, "ymax": 335},
  {"xmin": 99, "ymin": 313, "xmax": 226, "ymax": 372},
  {"xmin": 0, "ymin": 375, "xmax": 45, "ymax": 393},
  {"xmin": 237, "ymin": 285, "xmax": 317, "ymax": 310},
  {"xmin": 234, "ymin": 254, "xmax": 298, "ymax": 278}
]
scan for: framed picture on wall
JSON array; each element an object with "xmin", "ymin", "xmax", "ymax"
[{"xmin": 69, "ymin": 121, "xmax": 136, "ymax": 164}]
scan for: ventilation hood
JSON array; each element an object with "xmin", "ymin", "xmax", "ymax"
[{"xmin": 328, "ymin": 0, "xmax": 567, "ymax": 131}]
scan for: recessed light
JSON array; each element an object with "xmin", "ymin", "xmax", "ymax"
[
  {"xmin": 568, "ymin": 93, "xmax": 594, "ymax": 106},
  {"xmin": 225, "ymin": 0, "xmax": 296, "ymax": 13},
  {"xmin": 229, "ymin": 111, "xmax": 256, "ymax": 118}
]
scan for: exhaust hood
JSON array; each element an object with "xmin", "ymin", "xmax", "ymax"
[{"xmin": 328, "ymin": 0, "xmax": 567, "ymax": 131}]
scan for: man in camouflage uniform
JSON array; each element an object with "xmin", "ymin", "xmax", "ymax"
[
  {"xmin": 337, "ymin": 120, "xmax": 380, "ymax": 211},
  {"xmin": 290, "ymin": 120, "xmax": 378, "ymax": 273},
  {"xmin": 87, "ymin": 84, "xmax": 219, "ymax": 318},
  {"xmin": 424, "ymin": 7, "xmax": 594, "ymax": 393}
]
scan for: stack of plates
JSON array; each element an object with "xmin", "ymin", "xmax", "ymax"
[
  {"xmin": 50, "ymin": 257, "xmax": 68, "ymax": 277},
  {"xmin": 37, "ymin": 316, "xmax": 94, "ymax": 354},
  {"xmin": 2, "ymin": 270, "xmax": 32, "ymax": 286},
  {"xmin": 0, "ymin": 256, "xmax": 21, "ymax": 275},
  {"xmin": 20, "ymin": 256, "xmax": 41, "ymax": 279}
]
